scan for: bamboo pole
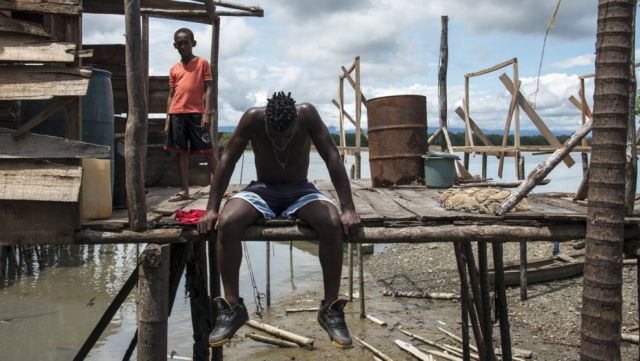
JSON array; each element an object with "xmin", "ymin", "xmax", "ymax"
[
  {"xmin": 245, "ymin": 333, "xmax": 298, "ymax": 348},
  {"xmin": 355, "ymin": 337, "xmax": 394, "ymax": 361},
  {"xmin": 245, "ymin": 320, "xmax": 314, "ymax": 349},
  {"xmin": 495, "ymin": 119, "xmax": 593, "ymax": 216},
  {"xmin": 285, "ymin": 307, "xmax": 319, "ymax": 314},
  {"xmin": 137, "ymin": 244, "xmax": 170, "ymax": 361},
  {"xmin": 124, "ymin": 0, "xmax": 148, "ymax": 231}
]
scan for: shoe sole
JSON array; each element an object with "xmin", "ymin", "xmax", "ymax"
[
  {"xmin": 209, "ymin": 338, "xmax": 231, "ymax": 348},
  {"xmin": 318, "ymin": 318, "xmax": 352, "ymax": 350}
]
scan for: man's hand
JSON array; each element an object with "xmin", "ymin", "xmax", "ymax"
[
  {"xmin": 201, "ymin": 113, "xmax": 211, "ymax": 128},
  {"xmin": 197, "ymin": 210, "xmax": 219, "ymax": 234},
  {"xmin": 340, "ymin": 209, "xmax": 363, "ymax": 241}
]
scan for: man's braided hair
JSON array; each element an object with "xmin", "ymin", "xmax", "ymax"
[{"xmin": 265, "ymin": 91, "xmax": 296, "ymax": 132}]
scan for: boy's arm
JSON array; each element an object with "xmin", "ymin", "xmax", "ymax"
[
  {"xmin": 164, "ymin": 87, "xmax": 175, "ymax": 134},
  {"xmin": 202, "ymin": 80, "xmax": 212, "ymax": 128},
  {"xmin": 303, "ymin": 103, "xmax": 362, "ymax": 239},
  {"xmin": 197, "ymin": 109, "xmax": 257, "ymax": 233}
]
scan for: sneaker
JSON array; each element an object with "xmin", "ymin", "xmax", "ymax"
[
  {"xmin": 209, "ymin": 297, "xmax": 249, "ymax": 348},
  {"xmin": 317, "ymin": 299, "xmax": 353, "ymax": 349}
]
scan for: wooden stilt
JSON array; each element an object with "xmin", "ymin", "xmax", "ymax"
[
  {"xmin": 519, "ymin": 241, "xmax": 528, "ymax": 301},
  {"xmin": 266, "ymin": 240, "xmax": 271, "ymax": 308},
  {"xmin": 358, "ymin": 243, "xmax": 365, "ymax": 318},
  {"xmin": 208, "ymin": 232, "xmax": 223, "ymax": 361},
  {"xmin": 463, "ymin": 242, "xmax": 484, "ymax": 330},
  {"xmin": 137, "ymin": 244, "xmax": 170, "ymax": 361},
  {"xmin": 492, "ymin": 242, "xmax": 512, "ymax": 361},
  {"xmin": 453, "ymin": 243, "xmax": 472, "ymax": 361},
  {"xmin": 478, "ymin": 241, "xmax": 496, "ymax": 361},
  {"xmin": 482, "ymin": 153, "xmax": 488, "ymax": 180},
  {"xmin": 186, "ymin": 240, "xmax": 211, "ymax": 361},
  {"xmin": 348, "ymin": 236, "xmax": 354, "ymax": 302}
]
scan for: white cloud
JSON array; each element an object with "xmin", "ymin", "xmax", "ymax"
[{"xmin": 553, "ymin": 53, "xmax": 595, "ymax": 69}]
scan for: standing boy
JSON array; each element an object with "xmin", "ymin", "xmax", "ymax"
[{"xmin": 164, "ymin": 27, "xmax": 218, "ymax": 201}]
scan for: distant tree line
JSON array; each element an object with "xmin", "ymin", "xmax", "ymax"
[{"xmin": 217, "ymin": 131, "xmax": 577, "ymax": 148}]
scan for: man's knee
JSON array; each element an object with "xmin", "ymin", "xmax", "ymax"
[
  {"xmin": 315, "ymin": 209, "xmax": 342, "ymax": 239},
  {"xmin": 217, "ymin": 211, "xmax": 247, "ymax": 240}
]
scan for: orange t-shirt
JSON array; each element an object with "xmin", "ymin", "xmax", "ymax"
[{"xmin": 168, "ymin": 56, "xmax": 212, "ymax": 114}]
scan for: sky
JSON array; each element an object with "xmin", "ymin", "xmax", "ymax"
[{"xmin": 83, "ymin": 0, "xmax": 639, "ymax": 134}]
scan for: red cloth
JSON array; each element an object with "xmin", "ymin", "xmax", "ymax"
[{"xmin": 175, "ymin": 209, "xmax": 206, "ymax": 224}]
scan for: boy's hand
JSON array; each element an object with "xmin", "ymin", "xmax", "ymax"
[{"xmin": 201, "ymin": 113, "xmax": 211, "ymax": 128}]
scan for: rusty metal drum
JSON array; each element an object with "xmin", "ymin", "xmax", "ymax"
[{"xmin": 367, "ymin": 95, "xmax": 427, "ymax": 187}]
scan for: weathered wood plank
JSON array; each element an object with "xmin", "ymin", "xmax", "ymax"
[
  {"xmin": 0, "ymin": 162, "xmax": 81, "ymax": 202},
  {"xmin": 328, "ymin": 189, "xmax": 384, "ymax": 223},
  {"xmin": 12, "ymin": 97, "xmax": 75, "ymax": 138},
  {"xmin": 376, "ymin": 188, "xmax": 452, "ymax": 220},
  {"xmin": 152, "ymin": 186, "xmax": 207, "ymax": 215},
  {"xmin": 0, "ymin": 41, "xmax": 76, "ymax": 62},
  {"xmin": 0, "ymin": 67, "xmax": 91, "ymax": 100},
  {"xmin": 0, "ymin": 200, "xmax": 78, "ymax": 245},
  {"xmin": 353, "ymin": 189, "xmax": 418, "ymax": 221},
  {"xmin": 0, "ymin": 0, "xmax": 80, "ymax": 15},
  {"xmin": 0, "ymin": 128, "xmax": 110, "ymax": 159},
  {"xmin": 5, "ymin": 125, "xmax": 76, "ymax": 151},
  {"xmin": 0, "ymin": 15, "xmax": 52, "ymax": 38}
]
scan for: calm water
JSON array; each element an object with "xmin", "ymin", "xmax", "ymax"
[{"xmin": 0, "ymin": 151, "xmax": 628, "ymax": 360}]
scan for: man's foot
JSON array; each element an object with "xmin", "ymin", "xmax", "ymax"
[
  {"xmin": 317, "ymin": 299, "xmax": 352, "ymax": 349},
  {"xmin": 209, "ymin": 297, "xmax": 249, "ymax": 348},
  {"xmin": 168, "ymin": 190, "xmax": 191, "ymax": 202}
]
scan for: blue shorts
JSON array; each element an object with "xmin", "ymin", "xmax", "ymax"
[{"xmin": 229, "ymin": 181, "xmax": 335, "ymax": 219}]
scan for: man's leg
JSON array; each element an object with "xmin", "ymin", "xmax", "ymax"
[
  {"xmin": 296, "ymin": 200, "xmax": 343, "ymax": 303},
  {"xmin": 216, "ymin": 198, "xmax": 262, "ymax": 304},
  {"xmin": 209, "ymin": 198, "xmax": 262, "ymax": 347}
]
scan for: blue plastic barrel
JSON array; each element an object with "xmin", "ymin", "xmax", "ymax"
[{"xmin": 82, "ymin": 69, "xmax": 115, "ymax": 192}]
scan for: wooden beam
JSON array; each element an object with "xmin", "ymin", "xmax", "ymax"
[
  {"xmin": 499, "ymin": 73, "xmax": 576, "ymax": 167},
  {"xmin": 439, "ymin": 16, "xmax": 448, "ymax": 131},
  {"xmin": 569, "ymin": 95, "xmax": 593, "ymax": 118},
  {"xmin": 454, "ymin": 106, "xmax": 493, "ymax": 146},
  {"xmin": 331, "ymin": 99, "xmax": 369, "ymax": 140},
  {"xmin": 0, "ymin": 128, "xmax": 110, "ymax": 159},
  {"xmin": 124, "ymin": 0, "xmax": 148, "ymax": 231},
  {"xmin": 213, "ymin": 0, "xmax": 263, "ymax": 14},
  {"xmin": 216, "ymin": 10, "xmax": 263, "ymax": 17},
  {"xmin": 0, "ymin": 0, "xmax": 80, "ymax": 15},
  {"xmin": 0, "ymin": 66, "xmax": 90, "ymax": 100},
  {"xmin": 465, "ymin": 58, "xmax": 516, "ymax": 78},
  {"xmin": 341, "ymin": 66, "xmax": 368, "ymax": 108},
  {"xmin": 0, "ymin": 14, "xmax": 52, "ymax": 38},
  {"xmin": 12, "ymin": 97, "xmax": 75, "ymax": 138},
  {"xmin": 0, "ymin": 41, "xmax": 77, "ymax": 62}
]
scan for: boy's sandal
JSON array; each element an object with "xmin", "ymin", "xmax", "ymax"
[{"xmin": 168, "ymin": 192, "xmax": 192, "ymax": 202}]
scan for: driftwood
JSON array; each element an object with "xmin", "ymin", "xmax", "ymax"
[
  {"xmin": 399, "ymin": 328, "xmax": 468, "ymax": 355},
  {"xmin": 454, "ymin": 179, "xmax": 549, "ymax": 188},
  {"xmin": 495, "ymin": 346, "xmax": 532, "ymax": 359},
  {"xmin": 622, "ymin": 333, "xmax": 639, "ymax": 344},
  {"xmin": 441, "ymin": 344, "xmax": 480, "ymax": 360},
  {"xmin": 0, "ymin": 129, "xmax": 110, "ymax": 159},
  {"xmin": 495, "ymin": 118, "xmax": 593, "ymax": 216},
  {"xmin": 245, "ymin": 320, "xmax": 314, "ymax": 349},
  {"xmin": 418, "ymin": 347, "xmax": 463, "ymax": 361},
  {"xmin": 354, "ymin": 336, "xmax": 394, "ymax": 361},
  {"xmin": 284, "ymin": 307, "xmax": 319, "ymax": 314},
  {"xmin": 245, "ymin": 333, "xmax": 298, "ymax": 348},
  {"xmin": 365, "ymin": 314, "xmax": 387, "ymax": 326},
  {"xmin": 394, "ymin": 339, "xmax": 434, "ymax": 361},
  {"xmin": 438, "ymin": 327, "xmax": 479, "ymax": 353},
  {"xmin": 383, "ymin": 290, "xmax": 458, "ymax": 300}
]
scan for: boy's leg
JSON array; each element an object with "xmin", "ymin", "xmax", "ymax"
[
  {"xmin": 204, "ymin": 152, "xmax": 218, "ymax": 179},
  {"xmin": 176, "ymin": 153, "xmax": 189, "ymax": 196}
]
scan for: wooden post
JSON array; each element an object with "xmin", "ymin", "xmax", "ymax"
[
  {"xmin": 124, "ymin": 0, "xmax": 148, "ymax": 231},
  {"xmin": 209, "ymin": 16, "xmax": 221, "ymax": 163},
  {"xmin": 138, "ymin": 244, "xmax": 170, "ymax": 361},
  {"xmin": 355, "ymin": 56, "xmax": 362, "ymax": 179},
  {"xmin": 463, "ymin": 242, "xmax": 484, "ymax": 332},
  {"xmin": 482, "ymin": 153, "xmax": 488, "ymax": 180},
  {"xmin": 208, "ymin": 232, "xmax": 222, "ymax": 361},
  {"xmin": 266, "ymin": 241, "xmax": 271, "ymax": 308},
  {"xmin": 348, "ymin": 242, "xmax": 354, "ymax": 301},
  {"xmin": 439, "ymin": 15, "xmax": 448, "ymax": 148},
  {"xmin": 186, "ymin": 240, "xmax": 211, "ymax": 361},
  {"xmin": 513, "ymin": 60, "xmax": 521, "ymax": 155},
  {"xmin": 142, "ymin": 15, "xmax": 149, "ymax": 110},
  {"xmin": 492, "ymin": 242, "xmax": 512, "ymax": 361},
  {"xmin": 358, "ymin": 243, "xmax": 365, "ymax": 318},
  {"xmin": 339, "ymin": 77, "xmax": 347, "ymax": 160},
  {"xmin": 625, "ymin": 6, "xmax": 637, "ymax": 216},
  {"xmin": 478, "ymin": 242, "xmax": 496, "ymax": 361},
  {"xmin": 453, "ymin": 243, "xmax": 472, "ymax": 361}
]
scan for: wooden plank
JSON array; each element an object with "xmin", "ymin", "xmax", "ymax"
[
  {"xmin": 0, "ymin": 66, "xmax": 91, "ymax": 100},
  {"xmin": 152, "ymin": 186, "xmax": 207, "ymax": 215},
  {"xmin": 0, "ymin": 162, "xmax": 81, "ymax": 202},
  {"xmin": 0, "ymin": 200, "xmax": 78, "ymax": 245},
  {"xmin": 527, "ymin": 194, "xmax": 586, "ymax": 214},
  {"xmin": 327, "ymin": 189, "xmax": 384, "ymax": 223},
  {"xmin": 331, "ymin": 99, "xmax": 369, "ymax": 140},
  {"xmin": 12, "ymin": 97, "xmax": 75, "ymax": 138},
  {"xmin": 454, "ymin": 107, "xmax": 493, "ymax": 146},
  {"xmin": 353, "ymin": 189, "xmax": 417, "ymax": 221},
  {"xmin": 0, "ymin": 41, "xmax": 76, "ymax": 62},
  {"xmin": 0, "ymin": 0, "xmax": 80, "ymax": 14},
  {"xmin": 499, "ymin": 73, "xmax": 575, "ymax": 167},
  {"xmin": 0, "ymin": 128, "xmax": 110, "ymax": 159},
  {"xmin": 83, "ymin": 0, "xmax": 206, "ymax": 14},
  {"xmin": 113, "ymin": 76, "xmax": 168, "ymax": 114},
  {"xmin": 465, "ymin": 58, "xmax": 516, "ymax": 78},
  {"xmin": 375, "ymin": 188, "xmax": 451, "ymax": 220},
  {"xmin": 0, "ymin": 15, "xmax": 52, "ymax": 38}
]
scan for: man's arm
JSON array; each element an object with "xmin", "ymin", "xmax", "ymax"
[
  {"xmin": 303, "ymin": 103, "xmax": 362, "ymax": 237},
  {"xmin": 198, "ymin": 109, "xmax": 257, "ymax": 233}
]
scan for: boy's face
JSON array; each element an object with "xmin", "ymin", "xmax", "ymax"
[{"xmin": 174, "ymin": 32, "xmax": 196, "ymax": 57}]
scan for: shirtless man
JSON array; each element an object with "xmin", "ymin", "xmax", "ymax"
[{"xmin": 197, "ymin": 92, "xmax": 362, "ymax": 349}]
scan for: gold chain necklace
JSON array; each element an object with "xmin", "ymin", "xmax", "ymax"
[{"xmin": 272, "ymin": 143, "xmax": 291, "ymax": 169}]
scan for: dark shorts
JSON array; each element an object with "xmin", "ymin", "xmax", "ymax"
[
  {"xmin": 230, "ymin": 180, "xmax": 335, "ymax": 218},
  {"xmin": 163, "ymin": 113, "xmax": 213, "ymax": 154}
]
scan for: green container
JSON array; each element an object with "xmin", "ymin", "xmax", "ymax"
[{"xmin": 422, "ymin": 151, "xmax": 459, "ymax": 188}]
